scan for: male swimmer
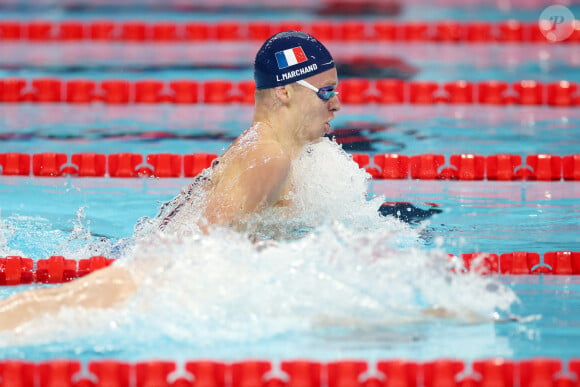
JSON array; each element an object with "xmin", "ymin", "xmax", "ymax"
[
  {"xmin": 156, "ymin": 31, "xmax": 340, "ymax": 234},
  {"xmin": 0, "ymin": 31, "xmax": 342, "ymax": 330}
]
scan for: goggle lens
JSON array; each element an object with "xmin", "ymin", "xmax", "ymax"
[{"xmin": 317, "ymin": 86, "xmax": 338, "ymax": 101}]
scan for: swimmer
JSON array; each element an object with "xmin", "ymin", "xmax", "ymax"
[
  {"xmin": 0, "ymin": 31, "xmax": 341, "ymax": 331},
  {"xmin": 150, "ymin": 30, "xmax": 341, "ymax": 235}
]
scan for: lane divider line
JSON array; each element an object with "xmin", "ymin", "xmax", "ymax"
[
  {"xmin": 1, "ymin": 152, "xmax": 578, "ymax": 181},
  {"xmin": 0, "ymin": 79, "xmax": 577, "ymax": 106},
  {"xmin": 1, "ymin": 251, "xmax": 579, "ymax": 285},
  {"xmin": 0, "ymin": 358, "xmax": 579, "ymax": 386},
  {"xmin": 1, "ymin": 20, "xmax": 578, "ymax": 43}
]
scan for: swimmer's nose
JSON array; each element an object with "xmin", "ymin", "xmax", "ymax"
[{"xmin": 329, "ymin": 94, "xmax": 341, "ymax": 112}]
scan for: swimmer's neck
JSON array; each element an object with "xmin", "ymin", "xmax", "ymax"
[{"xmin": 252, "ymin": 111, "xmax": 310, "ymax": 158}]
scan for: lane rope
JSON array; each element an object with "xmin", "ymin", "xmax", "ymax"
[
  {"xmin": 1, "ymin": 19, "xmax": 578, "ymax": 43},
  {"xmin": 0, "ymin": 78, "xmax": 577, "ymax": 106},
  {"xmin": 0, "ymin": 358, "xmax": 579, "ymax": 387},
  {"xmin": 0, "ymin": 152, "xmax": 578, "ymax": 181},
  {"xmin": 1, "ymin": 251, "xmax": 579, "ymax": 286}
]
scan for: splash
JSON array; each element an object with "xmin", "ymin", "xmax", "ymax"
[
  {"xmin": 286, "ymin": 139, "xmax": 388, "ymax": 228},
  {"xmin": 58, "ymin": 207, "xmax": 116, "ymax": 260},
  {"xmin": 0, "ymin": 207, "xmax": 114, "ymax": 260},
  {"xmin": 0, "ymin": 139, "xmax": 519, "ymax": 356},
  {"xmin": 0, "ymin": 213, "xmax": 64, "ymax": 258},
  {"xmin": 0, "ymin": 211, "xmax": 23, "ymax": 257}
]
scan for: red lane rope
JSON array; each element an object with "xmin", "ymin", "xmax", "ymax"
[
  {"xmin": 0, "ymin": 358, "xmax": 579, "ymax": 387},
  {"xmin": 0, "ymin": 78, "xmax": 578, "ymax": 106},
  {"xmin": 0, "ymin": 19, "xmax": 579, "ymax": 43},
  {"xmin": 1, "ymin": 252, "xmax": 579, "ymax": 286},
  {"xmin": 1, "ymin": 152, "xmax": 579, "ymax": 181},
  {"xmin": 0, "ymin": 256, "xmax": 113, "ymax": 285}
]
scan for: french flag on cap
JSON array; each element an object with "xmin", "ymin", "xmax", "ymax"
[{"xmin": 275, "ymin": 46, "xmax": 308, "ymax": 69}]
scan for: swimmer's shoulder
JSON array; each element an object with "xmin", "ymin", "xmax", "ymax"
[
  {"xmin": 229, "ymin": 141, "xmax": 291, "ymax": 183},
  {"xmin": 257, "ymin": 139, "xmax": 289, "ymax": 157},
  {"xmin": 255, "ymin": 141, "xmax": 292, "ymax": 173},
  {"xmin": 234, "ymin": 138, "xmax": 290, "ymax": 165}
]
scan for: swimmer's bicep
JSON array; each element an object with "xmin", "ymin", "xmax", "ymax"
[
  {"xmin": 239, "ymin": 154, "xmax": 291, "ymax": 212},
  {"xmin": 202, "ymin": 148, "xmax": 290, "ymax": 226}
]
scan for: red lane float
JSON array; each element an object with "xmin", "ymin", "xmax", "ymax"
[
  {"xmin": 543, "ymin": 251, "xmax": 580, "ymax": 275},
  {"xmin": 88, "ymin": 361, "xmax": 131, "ymax": 387},
  {"xmin": 232, "ymin": 361, "xmax": 272, "ymax": 387},
  {"xmin": 2, "ymin": 152, "xmax": 579, "ymax": 181},
  {"xmin": 373, "ymin": 154, "xmax": 409, "ymax": 179},
  {"xmin": 281, "ymin": 361, "xmax": 322, "ymax": 387},
  {"xmin": 327, "ymin": 361, "xmax": 367, "ymax": 387},
  {"xmin": 71, "ymin": 153, "xmax": 107, "ymax": 177},
  {"xmin": 0, "ymin": 256, "xmax": 114, "ymax": 286},
  {"xmin": 184, "ymin": 153, "xmax": 219, "ymax": 178},
  {"xmin": 376, "ymin": 360, "xmax": 418, "ymax": 387},
  {"xmin": 500, "ymin": 252, "xmax": 543, "ymax": 274},
  {"xmin": 451, "ymin": 251, "xmax": 580, "ymax": 275},
  {"xmin": 1, "ymin": 79, "xmax": 578, "ymax": 106},
  {"xmin": 0, "ymin": 256, "xmax": 34, "ymax": 285},
  {"xmin": 472, "ymin": 359, "xmax": 515, "ymax": 387},
  {"xmin": 35, "ymin": 256, "xmax": 78, "ymax": 283},
  {"xmin": 0, "ymin": 359, "xmax": 579, "ymax": 387},
  {"xmin": 1, "ymin": 251, "xmax": 578, "ymax": 286},
  {"xmin": 422, "ymin": 360, "xmax": 464, "ymax": 387},
  {"xmin": 357, "ymin": 153, "xmax": 578, "ymax": 181},
  {"xmin": 38, "ymin": 361, "xmax": 82, "ymax": 387},
  {"xmin": 1, "ymin": 20, "xmax": 578, "ymax": 43},
  {"xmin": 186, "ymin": 361, "xmax": 227, "ymax": 387}
]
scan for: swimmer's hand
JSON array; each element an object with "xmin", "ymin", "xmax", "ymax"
[
  {"xmin": 421, "ymin": 305, "xmax": 456, "ymax": 318},
  {"xmin": 378, "ymin": 202, "xmax": 442, "ymax": 223},
  {"xmin": 421, "ymin": 306, "xmax": 492, "ymax": 323},
  {"xmin": 422, "ymin": 307, "xmax": 534, "ymax": 324}
]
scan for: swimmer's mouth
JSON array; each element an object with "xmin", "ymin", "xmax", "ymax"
[{"xmin": 324, "ymin": 121, "xmax": 332, "ymax": 134}]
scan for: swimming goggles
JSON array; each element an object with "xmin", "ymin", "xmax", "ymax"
[{"xmin": 296, "ymin": 79, "xmax": 339, "ymax": 102}]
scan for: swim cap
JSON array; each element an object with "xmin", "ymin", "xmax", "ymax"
[{"xmin": 254, "ymin": 31, "xmax": 335, "ymax": 90}]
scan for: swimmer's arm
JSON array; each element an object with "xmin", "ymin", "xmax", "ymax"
[
  {"xmin": 203, "ymin": 147, "xmax": 291, "ymax": 227},
  {"xmin": 0, "ymin": 265, "xmax": 137, "ymax": 331},
  {"xmin": 421, "ymin": 306, "xmax": 491, "ymax": 323},
  {"xmin": 241, "ymin": 152, "xmax": 292, "ymax": 211}
]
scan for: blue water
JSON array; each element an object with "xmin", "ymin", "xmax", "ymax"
[
  {"xmin": 1, "ymin": 4, "xmax": 580, "ymax": 83},
  {"xmin": 1, "ymin": 105, "xmax": 578, "ymax": 155},
  {"xmin": 1, "ymin": 0, "xmax": 579, "ymax": 363},
  {"xmin": 1, "ymin": 178, "xmax": 578, "ymax": 258}
]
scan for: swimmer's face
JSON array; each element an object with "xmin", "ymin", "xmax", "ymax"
[{"xmin": 293, "ymin": 68, "xmax": 341, "ymax": 143}]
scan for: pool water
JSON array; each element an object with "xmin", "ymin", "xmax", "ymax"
[
  {"xmin": 0, "ymin": 158, "xmax": 578, "ymax": 361},
  {"xmin": 0, "ymin": 0, "xmax": 579, "ymax": 365},
  {"xmin": 1, "ymin": 105, "xmax": 579, "ymax": 155},
  {"xmin": 1, "ymin": 178, "xmax": 578, "ymax": 257}
]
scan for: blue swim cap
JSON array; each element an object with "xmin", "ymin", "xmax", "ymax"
[{"xmin": 254, "ymin": 31, "xmax": 335, "ymax": 90}]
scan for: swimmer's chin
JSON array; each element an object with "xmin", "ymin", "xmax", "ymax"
[
  {"xmin": 309, "ymin": 123, "xmax": 332, "ymax": 144},
  {"xmin": 310, "ymin": 136, "xmax": 333, "ymax": 145}
]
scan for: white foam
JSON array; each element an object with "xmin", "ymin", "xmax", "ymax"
[
  {"xmin": 0, "ymin": 139, "xmax": 519, "ymax": 350},
  {"xmin": 0, "ymin": 207, "xmax": 115, "ymax": 260}
]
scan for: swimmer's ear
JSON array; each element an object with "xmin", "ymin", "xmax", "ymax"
[{"xmin": 274, "ymin": 85, "xmax": 291, "ymax": 104}]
